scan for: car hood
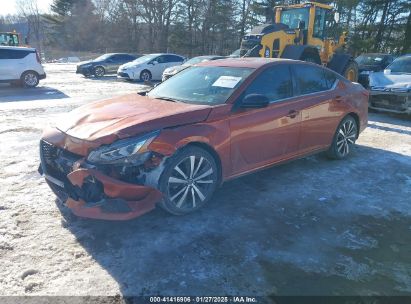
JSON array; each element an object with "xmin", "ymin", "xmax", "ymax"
[
  {"xmin": 369, "ymin": 72, "xmax": 411, "ymax": 90},
  {"xmin": 165, "ymin": 65, "xmax": 188, "ymax": 74},
  {"xmin": 120, "ymin": 62, "xmax": 144, "ymax": 69},
  {"xmin": 57, "ymin": 94, "xmax": 212, "ymax": 142},
  {"xmin": 78, "ymin": 60, "xmax": 93, "ymax": 66}
]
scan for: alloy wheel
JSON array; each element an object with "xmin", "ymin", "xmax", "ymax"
[
  {"xmin": 94, "ymin": 67, "xmax": 104, "ymax": 77},
  {"xmin": 167, "ymin": 155, "xmax": 215, "ymax": 211},
  {"xmin": 141, "ymin": 71, "xmax": 151, "ymax": 81},
  {"xmin": 336, "ymin": 119, "xmax": 357, "ymax": 157},
  {"xmin": 24, "ymin": 72, "xmax": 38, "ymax": 87}
]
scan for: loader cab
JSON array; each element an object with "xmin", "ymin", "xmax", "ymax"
[{"xmin": 0, "ymin": 33, "xmax": 20, "ymax": 46}]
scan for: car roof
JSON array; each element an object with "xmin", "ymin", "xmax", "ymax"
[
  {"xmin": 0, "ymin": 46, "xmax": 36, "ymax": 52},
  {"xmin": 197, "ymin": 57, "xmax": 296, "ymax": 68},
  {"xmin": 145, "ymin": 53, "xmax": 184, "ymax": 57}
]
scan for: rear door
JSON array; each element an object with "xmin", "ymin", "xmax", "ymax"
[
  {"xmin": 291, "ymin": 63, "xmax": 342, "ymax": 153},
  {"xmin": 229, "ymin": 64, "xmax": 304, "ymax": 176},
  {"xmin": 0, "ymin": 49, "xmax": 29, "ymax": 80}
]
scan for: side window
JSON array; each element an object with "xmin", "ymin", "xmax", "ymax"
[
  {"xmin": 294, "ymin": 64, "xmax": 330, "ymax": 95},
  {"xmin": 155, "ymin": 56, "xmax": 166, "ymax": 63},
  {"xmin": 313, "ymin": 8, "xmax": 326, "ymax": 39},
  {"xmin": 168, "ymin": 55, "xmax": 184, "ymax": 62},
  {"xmin": 244, "ymin": 65, "xmax": 293, "ymax": 103},
  {"xmin": 323, "ymin": 69, "xmax": 337, "ymax": 89},
  {"xmin": 0, "ymin": 49, "xmax": 30, "ymax": 59}
]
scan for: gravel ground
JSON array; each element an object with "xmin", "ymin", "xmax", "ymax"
[{"xmin": 0, "ymin": 64, "xmax": 410, "ymax": 296}]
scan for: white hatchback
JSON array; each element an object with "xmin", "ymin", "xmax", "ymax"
[
  {"xmin": 117, "ymin": 53, "xmax": 185, "ymax": 81},
  {"xmin": 0, "ymin": 46, "xmax": 46, "ymax": 87}
]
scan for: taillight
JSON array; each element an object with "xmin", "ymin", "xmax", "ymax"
[{"xmin": 35, "ymin": 50, "xmax": 41, "ymax": 63}]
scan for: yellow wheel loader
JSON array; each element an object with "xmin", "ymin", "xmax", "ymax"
[
  {"xmin": 0, "ymin": 31, "xmax": 26, "ymax": 47},
  {"xmin": 240, "ymin": 1, "xmax": 358, "ymax": 82}
]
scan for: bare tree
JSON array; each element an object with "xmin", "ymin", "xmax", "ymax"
[{"xmin": 16, "ymin": 0, "xmax": 44, "ymax": 53}]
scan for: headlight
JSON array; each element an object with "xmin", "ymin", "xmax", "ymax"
[
  {"xmin": 360, "ymin": 71, "xmax": 371, "ymax": 75},
  {"xmin": 82, "ymin": 64, "xmax": 92, "ymax": 68},
  {"xmin": 87, "ymin": 131, "xmax": 159, "ymax": 164}
]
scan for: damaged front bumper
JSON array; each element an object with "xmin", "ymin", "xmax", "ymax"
[
  {"xmin": 39, "ymin": 137, "xmax": 163, "ymax": 220},
  {"xmin": 369, "ymin": 89, "xmax": 411, "ymax": 114}
]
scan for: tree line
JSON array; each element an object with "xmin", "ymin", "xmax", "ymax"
[{"xmin": 1, "ymin": 0, "xmax": 410, "ymax": 58}]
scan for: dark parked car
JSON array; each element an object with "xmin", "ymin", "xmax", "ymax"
[
  {"xmin": 39, "ymin": 58, "xmax": 368, "ymax": 220},
  {"xmin": 355, "ymin": 53, "xmax": 395, "ymax": 88},
  {"xmin": 76, "ymin": 53, "xmax": 140, "ymax": 77},
  {"xmin": 368, "ymin": 54, "xmax": 411, "ymax": 114},
  {"xmin": 162, "ymin": 55, "xmax": 226, "ymax": 81}
]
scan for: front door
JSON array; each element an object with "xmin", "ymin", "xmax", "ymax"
[{"xmin": 229, "ymin": 64, "xmax": 303, "ymax": 176}]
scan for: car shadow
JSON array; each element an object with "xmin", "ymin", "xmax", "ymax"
[
  {"xmin": 0, "ymin": 84, "xmax": 69, "ymax": 102},
  {"xmin": 369, "ymin": 112, "xmax": 411, "ymax": 127},
  {"xmin": 55, "ymin": 145, "xmax": 411, "ymax": 296}
]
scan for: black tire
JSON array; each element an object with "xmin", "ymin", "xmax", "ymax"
[
  {"xmin": 158, "ymin": 146, "xmax": 219, "ymax": 215},
  {"xmin": 20, "ymin": 71, "xmax": 39, "ymax": 88},
  {"xmin": 342, "ymin": 60, "xmax": 359, "ymax": 82},
  {"xmin": 327, "ymin": 115, "xmax": 358, "ymax": 160},
  {"xmin": 300, "ymin": 51, "xmax": 321, "ymax": 64},
  {"xmin": 93, "ymin": 66, "xmax": 105, "ymax": 77},
  {"xmin": 140, "ymin": 70, "xmax": 152, "ymax": 82}
]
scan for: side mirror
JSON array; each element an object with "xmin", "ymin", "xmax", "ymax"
[
  {"xmin": 241, "ymin": 94, "xmax": 269, "ymax": 108},
  {"xmin": 151, "ymin": 60, "xmax": 158, "ymax": 65},
  {"xmin": 334, "ymin": 12, "xmax": 340, "ymax": 23},
  {"xmin": 298, "ymin": 20, "xmax": 305, "ymax": 30},
  {"xmin": 384, "ymin": 69, "xmax": 391, "ymax": 75}
]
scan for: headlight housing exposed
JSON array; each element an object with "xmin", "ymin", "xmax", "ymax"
[{"xmin": 87, "ymin": 131, "xmax": 159, "ymax": 165}]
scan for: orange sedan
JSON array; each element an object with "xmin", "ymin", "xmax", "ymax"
[{"xmin": 39, "ymin": 58, "xmax": 368, "ymax": 220}]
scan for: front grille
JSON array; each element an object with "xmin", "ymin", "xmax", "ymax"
[
  {"xmin": 118, "ymin": 72, "xmax": 129, "ymax": 78},
  {"xmin": 370, "ymin": 94, "xmax": 408, "ymax": 111},
  {"xmin": 40, "ymin": 140, "xmax": 81, "ymax": 180},
  {"xmin": 40, "ymin": 140, "xmax": 58, "ymax": 165}
]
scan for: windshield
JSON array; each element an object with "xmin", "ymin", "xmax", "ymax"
[
  {"xmin": 355, "ymin": 54, "xmax": 386, "ymax": 65},
  {"xmin": 148, "ymin": 66, "xmax": 254, "ymax": 105},
  {"xmin": 184, "ymin": 57, "xmax": 212, "ymax": 65},
  {"xmin": 131, "ymin": 54, "xmax": 158, "ymax": 64},
  {"xmin": 280, "ymin": 7, "xmax": 310, "ymax": 29},
  {"xmin": 94, "ymin": 54, "xmax": 111, "ymax": 61},
  {"xmin": 387, "ymin": 57, "xmax": 411, "ymax": 74}
]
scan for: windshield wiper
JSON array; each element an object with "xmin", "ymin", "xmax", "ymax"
[{"xmin": 154, "ymin": 96, "xmax": 184, "ymax": 103}]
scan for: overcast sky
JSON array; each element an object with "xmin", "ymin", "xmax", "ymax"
[{"xmin": 2, "ymin": 0, "xmax": 52, "ymax": 16}]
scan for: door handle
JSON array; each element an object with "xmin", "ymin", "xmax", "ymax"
[
  {"xmin": 286, "ymin": 110, "xmax": 299, "ymax": 118},
  {"xmin": 334, "ymin": 95, "xmax": 343, "ymax": 103}
]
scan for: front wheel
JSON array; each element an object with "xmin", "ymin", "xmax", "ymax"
[
  {"xmin": 159, "ymin": 146, "xmax": 219, "ymax": 215},
  {"xmin": 327, "ymin": 116, "xmax": 358, "ymax": 159},
  {"xmin": 140, "ymin": 70, "xmax": 152, "ymax": 82},
  {"xmin": 21, "ymin": 71, "xmax": 39, "ymax": 88},
  {"xmin": 93, "ymin": 66, "xmax": 105, "ymax": 77}
]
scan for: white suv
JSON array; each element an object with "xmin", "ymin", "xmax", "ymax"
[{"xmin": 0, "ymin": 46, "xmax": 46, "ymax": 88}]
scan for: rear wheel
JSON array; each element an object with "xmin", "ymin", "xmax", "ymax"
[
  {"xmin": 159, "ymin": 146, "xmax": 219, "ymax": 215},
  {"xmin": 342, "ymin": 60, "xmax": 358, "ymax": 82},
  {"xmin": 300, "ymin": 51, "xmax": 321, "ymax": 64},
  {"xmin": 327, "ymin": 115, "xmax": 358, "ymax": 159},
  {"xmin": 21, "ymin": 71, "xmax": 39, "ymax": 88}
]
